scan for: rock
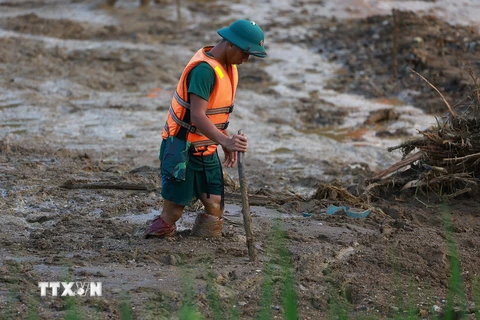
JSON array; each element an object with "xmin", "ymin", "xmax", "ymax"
[
  {"xmin": 232, "ymin": 234, "xmax": 247, "ymax": 243},
  {"xmin": 167, "ymin": 254, "xmax": 181, "ymax": 266}
]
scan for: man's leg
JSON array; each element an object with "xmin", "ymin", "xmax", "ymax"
[
  {"xmin": 161, "ymin": 199, "xmax": 185, "ymax": 224},
  {"xmin": 200, "ymin": 194, "xmax": 223, "ymax": 218},
  {"xmin": 145, "ymin": 199, "xmax": 184, "ymax": 238},
  {"xmin": 190, "ymin": 194, "xmax": 224, "ymax": 237}
]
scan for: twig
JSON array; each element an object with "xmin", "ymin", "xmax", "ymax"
[
  {"xmin": 428, "ymin": 173, "xmax": 478, "ymax": 185},
  {"xmin": 445, "ymin": 188, "xmax": 471, "ymax": 199},
  {"xmin": 443, "ymin": 152, "xmax": 480, "ymax": 161},
  {"xmin": 410, "ymin": 68, "xmax": 457, "ymax": 118},
  {"xmin": 469, "ymin": 69, "xmax": 480, "ymax": 105},
  {"xmin": 392, "ymin": 9, "xmax": 399, "ymax": 79},
  {"xmin": 415, "ymin": 196, "xmax": 434, "ymax": 208}
]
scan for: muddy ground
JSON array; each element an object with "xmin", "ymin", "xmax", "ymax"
[{"xmin": 1, "ymin": 0, "xmax": 480, "ymax": 319}]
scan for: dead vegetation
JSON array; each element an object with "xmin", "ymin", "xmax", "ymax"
[{"xmin": 365, "ymin": 72, "xmax": 480, "ymax": 201}]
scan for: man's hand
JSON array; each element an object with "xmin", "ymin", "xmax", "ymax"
[
  {"xmin": 189, "ymin": 94, "xmax": 248, "ymax": 160},
  {"xmin": 222, "ymin": 133, "xmax": 247, "ymax": 153},
  {"xmin": 221, "ymin": 133, "xmax": 247, "ymax": 168},
  {"xmin": 222, "ymin": 148, "xmax": 237, "ymax": 168}
]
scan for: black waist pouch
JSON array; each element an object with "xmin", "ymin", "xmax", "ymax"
[{"xmin": 161, "ymin": 136, "xmax": 191, "ymax": 181}]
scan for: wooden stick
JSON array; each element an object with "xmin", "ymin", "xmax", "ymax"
[
  {"xmin": 392, "ymin": 9, "xmax": 399, "ymax": 79},
  {"xmin": 409, "ymin": 68, "xmax": 457, "ymax": 118},
  {"xmin": 60, "ymin": 180, "xmax": 155, "ymax": 191},
  {"xmin": 445, "ymin": 188, "xmax": 472, "ymax": 199},
  {"xmin": 444, "ymin": 152, "xmax": 480, "ymax": 162},
  {"xmin": 237, "ymin": 130, "xmax": 257, "ymax": 262},
  {"xmin": 60, "ymin": 179, "xmax": 272, "ymax": 205},
  {"xmin": 366, "ymin": 151, "xmax": 423, "ymax": 183}
]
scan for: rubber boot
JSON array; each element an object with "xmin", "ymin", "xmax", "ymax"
[
  {"xmin": 190, "ymin": 212, "xmax": 223, "ymax": 237},
  {"xmin": 144, "ymin": 216, "xmax": 176, "ymax": 239}
]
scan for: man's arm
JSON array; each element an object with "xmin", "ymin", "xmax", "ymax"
[{"xmin": 190, "ymin": 94, "xmax": 247, "ymax": 153}]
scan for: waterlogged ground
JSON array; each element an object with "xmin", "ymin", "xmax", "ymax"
[{"xmin": 1, "ymin": 0, "xmax": 480, "ymax": 319}]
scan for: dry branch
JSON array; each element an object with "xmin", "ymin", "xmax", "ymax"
[
  {"xmin": 410, "ymin": 68, "xmax": 457, "ymax": 118},
  {"xmin": 443, "ymin": 152, "xmax": 480, "ymax": 162},
  {"xmin": 61, "ymin": 180, "xmax": 155, "ymax": 191},
  {"xmin": 366, "ymin": 151, "xmax": 423, "ymax": 183}
]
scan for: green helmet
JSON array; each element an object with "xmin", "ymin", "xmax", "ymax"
[{"xmin": 217, "ymin": 19, "xmax": 267, "ymax": 58}]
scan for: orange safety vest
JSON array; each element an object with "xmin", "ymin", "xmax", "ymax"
[{"xmin": 162, "ymin": 46, "xmax": 238, "ymax": 156}]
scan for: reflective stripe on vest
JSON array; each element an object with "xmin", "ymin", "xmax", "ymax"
[
  {"xmin": 173, "ymin": 91, "xmax": 234, "ymax": 115},
  {"xmin": 167, "ymin": 105, "xmax": 230, "ymax": 135},
  {"xmin": 164, "ymin": 121, "xmax": 217, "ymax": 150}
]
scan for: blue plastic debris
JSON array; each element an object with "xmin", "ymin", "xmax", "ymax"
[
  {"xmin": 345, "ymin": 208, "xmax": 371, "ymax": 218},
  {"xmin": 326, "ymin": 205, "xmax": 346, "ymax": 215},
  {"xmin": 325, "ymin": 205, "xmax": 371, "ymax": 219},
  {"xmin": 302, "ymin": 212, "xmax": 312, "ymax": 217}
]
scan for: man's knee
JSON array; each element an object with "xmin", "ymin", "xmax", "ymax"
[{"xmin": 200, "ymin": 194, "xmax": 223, "ymax": 217}]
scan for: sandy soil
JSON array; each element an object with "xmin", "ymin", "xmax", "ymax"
[{"xmin": 1, "ymin": 0, "xmax": 480, "ymax": 319}]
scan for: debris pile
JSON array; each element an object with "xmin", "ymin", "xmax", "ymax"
[{"xmin": 366, "ymin": 87, "xmax": 480, "ymax": 200}]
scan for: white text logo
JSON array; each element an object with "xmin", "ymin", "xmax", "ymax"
[{"xmin": 38, "ymin": 282, "xmax": 102, "ymax": 297}]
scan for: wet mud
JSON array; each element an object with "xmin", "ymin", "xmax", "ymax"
[{"xmin": 1, "ymin": 0, "xmax": 480, "ymax": 319}]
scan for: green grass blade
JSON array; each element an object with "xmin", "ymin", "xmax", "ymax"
[
  {"xmin": 206, "ymin": 268, "xmax": 225, "ymax": 320},
  {"xmin": 277, "ymin": 231, "xmax": 298, "ymax": 320},
  {"xmin": 178, "ymin": 268, "xmax": 203, "ymax": 320},
  {"xmin": 64, "ymin": 296, "xmax": 81, "ymax": 320},
  {"xmin": 256, "ymin": 262, "xmax": 275, "ymax": 320},
  {"xmin": 442, "ymin": 204, "xmax": 467, "ymax": 320},
  {"xmin": 118, "ymin": 295, "xmax": 135, "ymax": 320},
  {"xmin": 474, "ymin": 277, "xmax": 480, "ymax": 319},
  {"xmin": 26, "ymin": 295, "xmax": 40, "ymax": 320}
]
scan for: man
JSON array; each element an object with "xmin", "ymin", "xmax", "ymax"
[{"xmin": 145, "ymin": 20, "xmax": 267, "ymax": 238}]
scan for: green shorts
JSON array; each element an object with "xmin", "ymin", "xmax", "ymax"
[{"xmin": 159, "ymin": 139, "xmax": 223, "ymax": 206}]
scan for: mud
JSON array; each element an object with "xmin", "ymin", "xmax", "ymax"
[
  {"xmin": 316, "ymin": 10, "xmax": 480, "ymax": 115},
  {"xmin": 1, "ymin": 0, "xmax": 480, "ymax": 319}
]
